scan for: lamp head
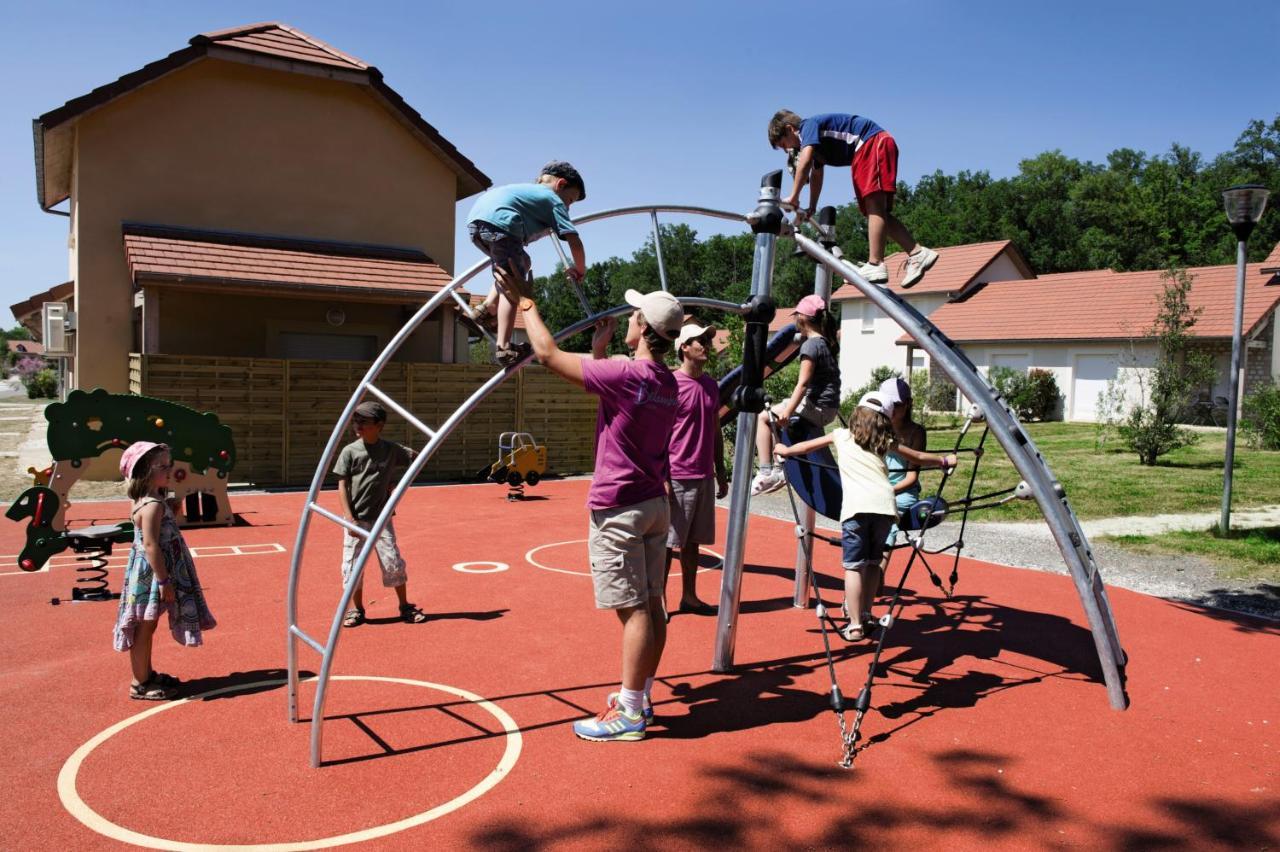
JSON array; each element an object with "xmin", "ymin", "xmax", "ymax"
[{"xmin": 1222, "ymin": 184, "xmax": 1269, "ymax": 240}]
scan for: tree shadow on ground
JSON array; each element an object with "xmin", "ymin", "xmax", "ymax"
[
  {"xmin": 834, "ymin": 589, "xmax": 1108, "ymax": 753},
  {"xmin": 467, "ymin": 746, "xmax": 1279, "ymax": 849},
  {"xmin": 1171, "ymin": 592, "xmax": 1280, "ymax": 634}
]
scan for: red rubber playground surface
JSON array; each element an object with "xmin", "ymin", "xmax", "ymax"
[{"xmin": 1, "ymin": 479, "xmax": 1276, "ymax": 849}]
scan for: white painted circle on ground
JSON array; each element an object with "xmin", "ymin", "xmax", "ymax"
[
  {"xmin": 57, "ymin": 675, "xmax": 522, "ymax": 850},
  {"xmin": 525, "ymin": 538, "xmax": 722, "ymax": 576},
  {"xmin": 453, "ymin": 561, "xmax": 509, "ymax": 574}
]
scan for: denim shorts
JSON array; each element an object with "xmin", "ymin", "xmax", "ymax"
[
  {"xmin": 468, "ymin": 221, "xmax": 531, "ymax": 281},
  {"xmin": 841, "ymin": 513, "xmax": 894, "ymax": 568}
]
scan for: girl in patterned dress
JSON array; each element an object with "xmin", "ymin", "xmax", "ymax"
[{"xmin": 113, "ymin": 441, "xmax": 216, "ymax": 700}]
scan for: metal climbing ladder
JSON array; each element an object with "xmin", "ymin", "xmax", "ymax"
[{"xmin": 284, "ymin": 204, "xmax": 749, "ymax": 767}]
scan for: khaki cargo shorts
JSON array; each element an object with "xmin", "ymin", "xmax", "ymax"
[{"xmin": 587, "ymin": 495, "xmax": 670, "ymax": 609}]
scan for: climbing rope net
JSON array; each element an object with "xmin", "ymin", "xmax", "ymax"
[{"xmin": 772, "ymin": 406, "xmax": 1040, "ymax": 766}]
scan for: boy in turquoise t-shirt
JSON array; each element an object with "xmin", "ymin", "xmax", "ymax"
[{"xmin": 467, "ymin": 161, "xmax": 588, "ymax": 367}]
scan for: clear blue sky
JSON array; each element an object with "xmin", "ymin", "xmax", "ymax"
[{"xmin": 1, "ymin": 0, "xmax": 1276, "ymax": 315}]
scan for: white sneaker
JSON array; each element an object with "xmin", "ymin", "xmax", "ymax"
[
  {"xmin": 845, "ymin": 260, "xmax": 888, "ymax": 284},
  {"xmin": 901, "ymin": 247, "xmax": 939, "ymax": 289},
  {"xmin": 750, "ymin": 468, "xmax": 787, "ymax": 496}
]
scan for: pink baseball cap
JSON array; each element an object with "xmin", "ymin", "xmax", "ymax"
[
  {"xmin": 119, "ymin": 441, "xmax": 168, "ymax": 479},
  {"xmin": 793, "ymin": 294, "xmax": 828, "ymax": 318}
]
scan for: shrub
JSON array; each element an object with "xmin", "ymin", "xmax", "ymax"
[
  {"xmin": 1093, "ymin": 376, "xmax": 1127, "ymax": 452},
  {"xmin": 906, "ymin": 369, "xmax": 962, "ymax": 428},
  {"xmin": 1243, "ymin": 381, "xmax": 1280, "ymax": 450},
  {"xmin": 841, "ymin": 365, "xmax": 901, "ymax": 422},
  {"xmin": 1119, "ymin": 405, "xmax": 1197, "ymax": 465},
  {"xmin": 988, "ymin": 366, "xmax": 1060, "ymax": 421},
  {"xmin": 25, "ymin": 368, "xmax": 58, "ymax": 399},
  {"xmin": 922, "ymin": 371, "xmax": 958, "ymax": 413},
  {"xmin": 1119, "ymin": 268, "xmax": 1211, "ymax": 465},
  {"xmin": 15, "ymin": 355, "xmax": 45, "ymax": 383}
]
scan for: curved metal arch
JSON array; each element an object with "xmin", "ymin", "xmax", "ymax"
[
  {"xmin": 285, "ymin": 204, "xmax": 754, "ymax": 767},
  {"xmin": 789, "ymin": 231, "xmax": 1127, "ymax": 709}
]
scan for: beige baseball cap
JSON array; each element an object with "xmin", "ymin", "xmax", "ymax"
[
  {"xmin": 675, "ymin": 323, "xmax": 717, "ymax": 348},
  {"xmin": 625, "ymin": 289, "xmax": 684, "ymax": 340}
]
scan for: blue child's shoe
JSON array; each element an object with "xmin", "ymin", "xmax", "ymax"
[{"xmin": 573, "ymin": 705, "xmax": 646, "ymax": 742}]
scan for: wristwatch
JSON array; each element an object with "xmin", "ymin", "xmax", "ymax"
[{"xmin": 156, "ymin": 577, "xmax": 170, "ymax": 587}]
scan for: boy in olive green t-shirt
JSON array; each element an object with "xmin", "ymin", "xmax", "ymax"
[{"xmin": 333, "ymin": 401, "xmax": 426, "ymax": 627}]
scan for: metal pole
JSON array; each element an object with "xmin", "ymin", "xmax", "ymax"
[
  {"xmin": 651, "ymin": 211, "xmax": 670, "ymax": 292},
  {"xmin": 793, "ymin": 206, "xmax": 836, "ymax": 608},
  {"xmin": 1220, "ymin": 238, "xmax": 1248, "ymax": 534},
  {"xmin": 714, "ymin": 172, "xmax": 783, "ymax": 672}
]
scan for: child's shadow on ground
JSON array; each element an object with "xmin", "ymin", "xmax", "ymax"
[
  {"xmin": 363, "ymin": 608, "xmax": 508, "ymax": 626},
  {"xmin": 182, "ymin": 667, "xmax": 313, "ymax": 700}
]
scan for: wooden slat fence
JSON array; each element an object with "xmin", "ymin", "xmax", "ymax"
[{"xmin": 129, "ymin": 354, "xmax": 596, "ymax": 487}]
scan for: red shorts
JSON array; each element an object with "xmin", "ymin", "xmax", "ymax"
[{"xmin": 851, "ymin": 132, "xmax": 899, "ymax": 213}]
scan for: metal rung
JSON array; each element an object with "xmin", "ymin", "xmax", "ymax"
[
  {"xmin": 449, "ymin": 289, "xmax": 496, "ymax": 344},
  {"xmin": 548, "ymin": 233, "xmax": 593, "ymax": 315},
  {"xmin": 365, "ymin": 385, "xmax": 436, "ymax": 439},
  {"xmin": 308, "ymin": 502, "xmax": 369, "ymax": 538},
  {"xmin": 290, "ymin": 624, "xmax": 326, "ymax": 655}
]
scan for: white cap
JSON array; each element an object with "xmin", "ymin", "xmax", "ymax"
[
  {"xmin": 675, "ymin": 323, "xmax": 717, "ymax": 349},
  {"xmin": 878, "ymin": 377, "xmax": 911, "ymax": 409},
  {"xmin": 625, "ymin": 289, "xmax": 684, "ymax": 340},
  {"xmin": 857, "ymin": 392, "xmax": 890, "ymax": 417}
]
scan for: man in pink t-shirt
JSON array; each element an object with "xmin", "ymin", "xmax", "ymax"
[
  {"xmin": 664, "ymin": 323, "xmax": 728, "ymax": 618},
  {"xmin": 523, "ymin": 287, "xmax": 684, "ymax": 743}
]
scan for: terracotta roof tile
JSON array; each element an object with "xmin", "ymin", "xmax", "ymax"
[
  {"xmin": 123, "ymin": 226, "xmax": 450, "ymax": 299},
  {"xmin": 200, "ymin": 22, "xmax": 369, "ymax": 70},
  {"xmin": 7, "ymin": 340, "xmax": 44, "ymax": 356},
  {"xmin": 1264, "ymin": 239, "xmax": 1280, "ymax": 267},
  {"xmin": 833, "ymin": 240, "xmax": 1030, "ymax": 300},
  {"xmin": 10, "ymin": 280, "xmax": 73, "ymax": 323},
  {"xmin": 910, "ymin": 262, "xmax": 1280, "ymax": 344}
]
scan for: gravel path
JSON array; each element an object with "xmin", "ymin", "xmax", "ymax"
[{"xmin": 734, "ymin": 489, "xmax": 1280, "ymax": 621}]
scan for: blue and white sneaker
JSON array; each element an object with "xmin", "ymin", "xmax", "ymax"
[
  {"xmin": 573, "ymin": 705, "xmax": 646, "ymax": 742},
  {"xmin": 606, "ymin": 691, "xmax": 655, "ymax": 722}
]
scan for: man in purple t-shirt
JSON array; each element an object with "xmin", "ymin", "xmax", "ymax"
[
  {"xmin": 523, "ymin": 287, "xmax": 684, "ymax": 743},
  {"xmin": 664, "ymin": 323, "xmax": 728, "ymax": 618}
]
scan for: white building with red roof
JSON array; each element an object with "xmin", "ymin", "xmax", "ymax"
[
  {"xmin": 832, "ymin": 240, "xmax": 1035, "ymax": 392},
  {"xmin": 902, "ymin": 242, "xmax": 1280, "ymax": 421}
]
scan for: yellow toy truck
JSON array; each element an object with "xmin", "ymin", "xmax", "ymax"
[{"xmin": 488, "ymin": 432, "xmax": 547, "ymax": 495}]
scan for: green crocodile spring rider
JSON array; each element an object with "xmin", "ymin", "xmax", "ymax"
[{"xmin": 5, "ymin": 389, "xmax": 237, "ymax": 587}]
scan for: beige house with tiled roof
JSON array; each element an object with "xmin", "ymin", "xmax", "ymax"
[
  {"xmin": 833, "ymin": 240, "xmax": 1034, "ymax": 393},
  {"xmin": 22, "ymin": 21, "xmax": 490, "ymax": 392},
  {"xmin": 906, "ymin": 244, "xmax": 1280, "ymax": 421}
]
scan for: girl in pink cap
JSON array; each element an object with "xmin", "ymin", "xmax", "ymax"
[
  {"xmin": 751, "ymin": 293, "xmax": 842, "ymax": 496},
  {"xmin": 113, "ymin": 441, "xmax": 216, "ymax": 700}
]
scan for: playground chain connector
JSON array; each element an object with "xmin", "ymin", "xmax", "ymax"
[{"xmin": 284, "ymin": 172, "xmax": 1127, "ymax": 769}]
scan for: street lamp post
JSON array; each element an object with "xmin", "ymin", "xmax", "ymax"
[{"xmin": 1219, "ymin": 184, "xmax": 1270, "ymax": 534}]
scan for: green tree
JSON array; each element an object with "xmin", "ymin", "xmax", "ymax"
[{"xmin": 1120, "ymin": 266, "xmax": 1215, "ymax": 465}]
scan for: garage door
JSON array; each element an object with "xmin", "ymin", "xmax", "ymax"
[{"xmin": 1072, "ymin": 354, "xmax": 1118, "ymax": 421}]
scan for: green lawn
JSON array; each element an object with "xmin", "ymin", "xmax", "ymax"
[
  {"xmin": 917, "ymin": 422, "xmax": 1280, "ymax": 522},
  {"xmin": 1103, "ymin": 526, "xmax": 1280, "ymax": 584}
]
